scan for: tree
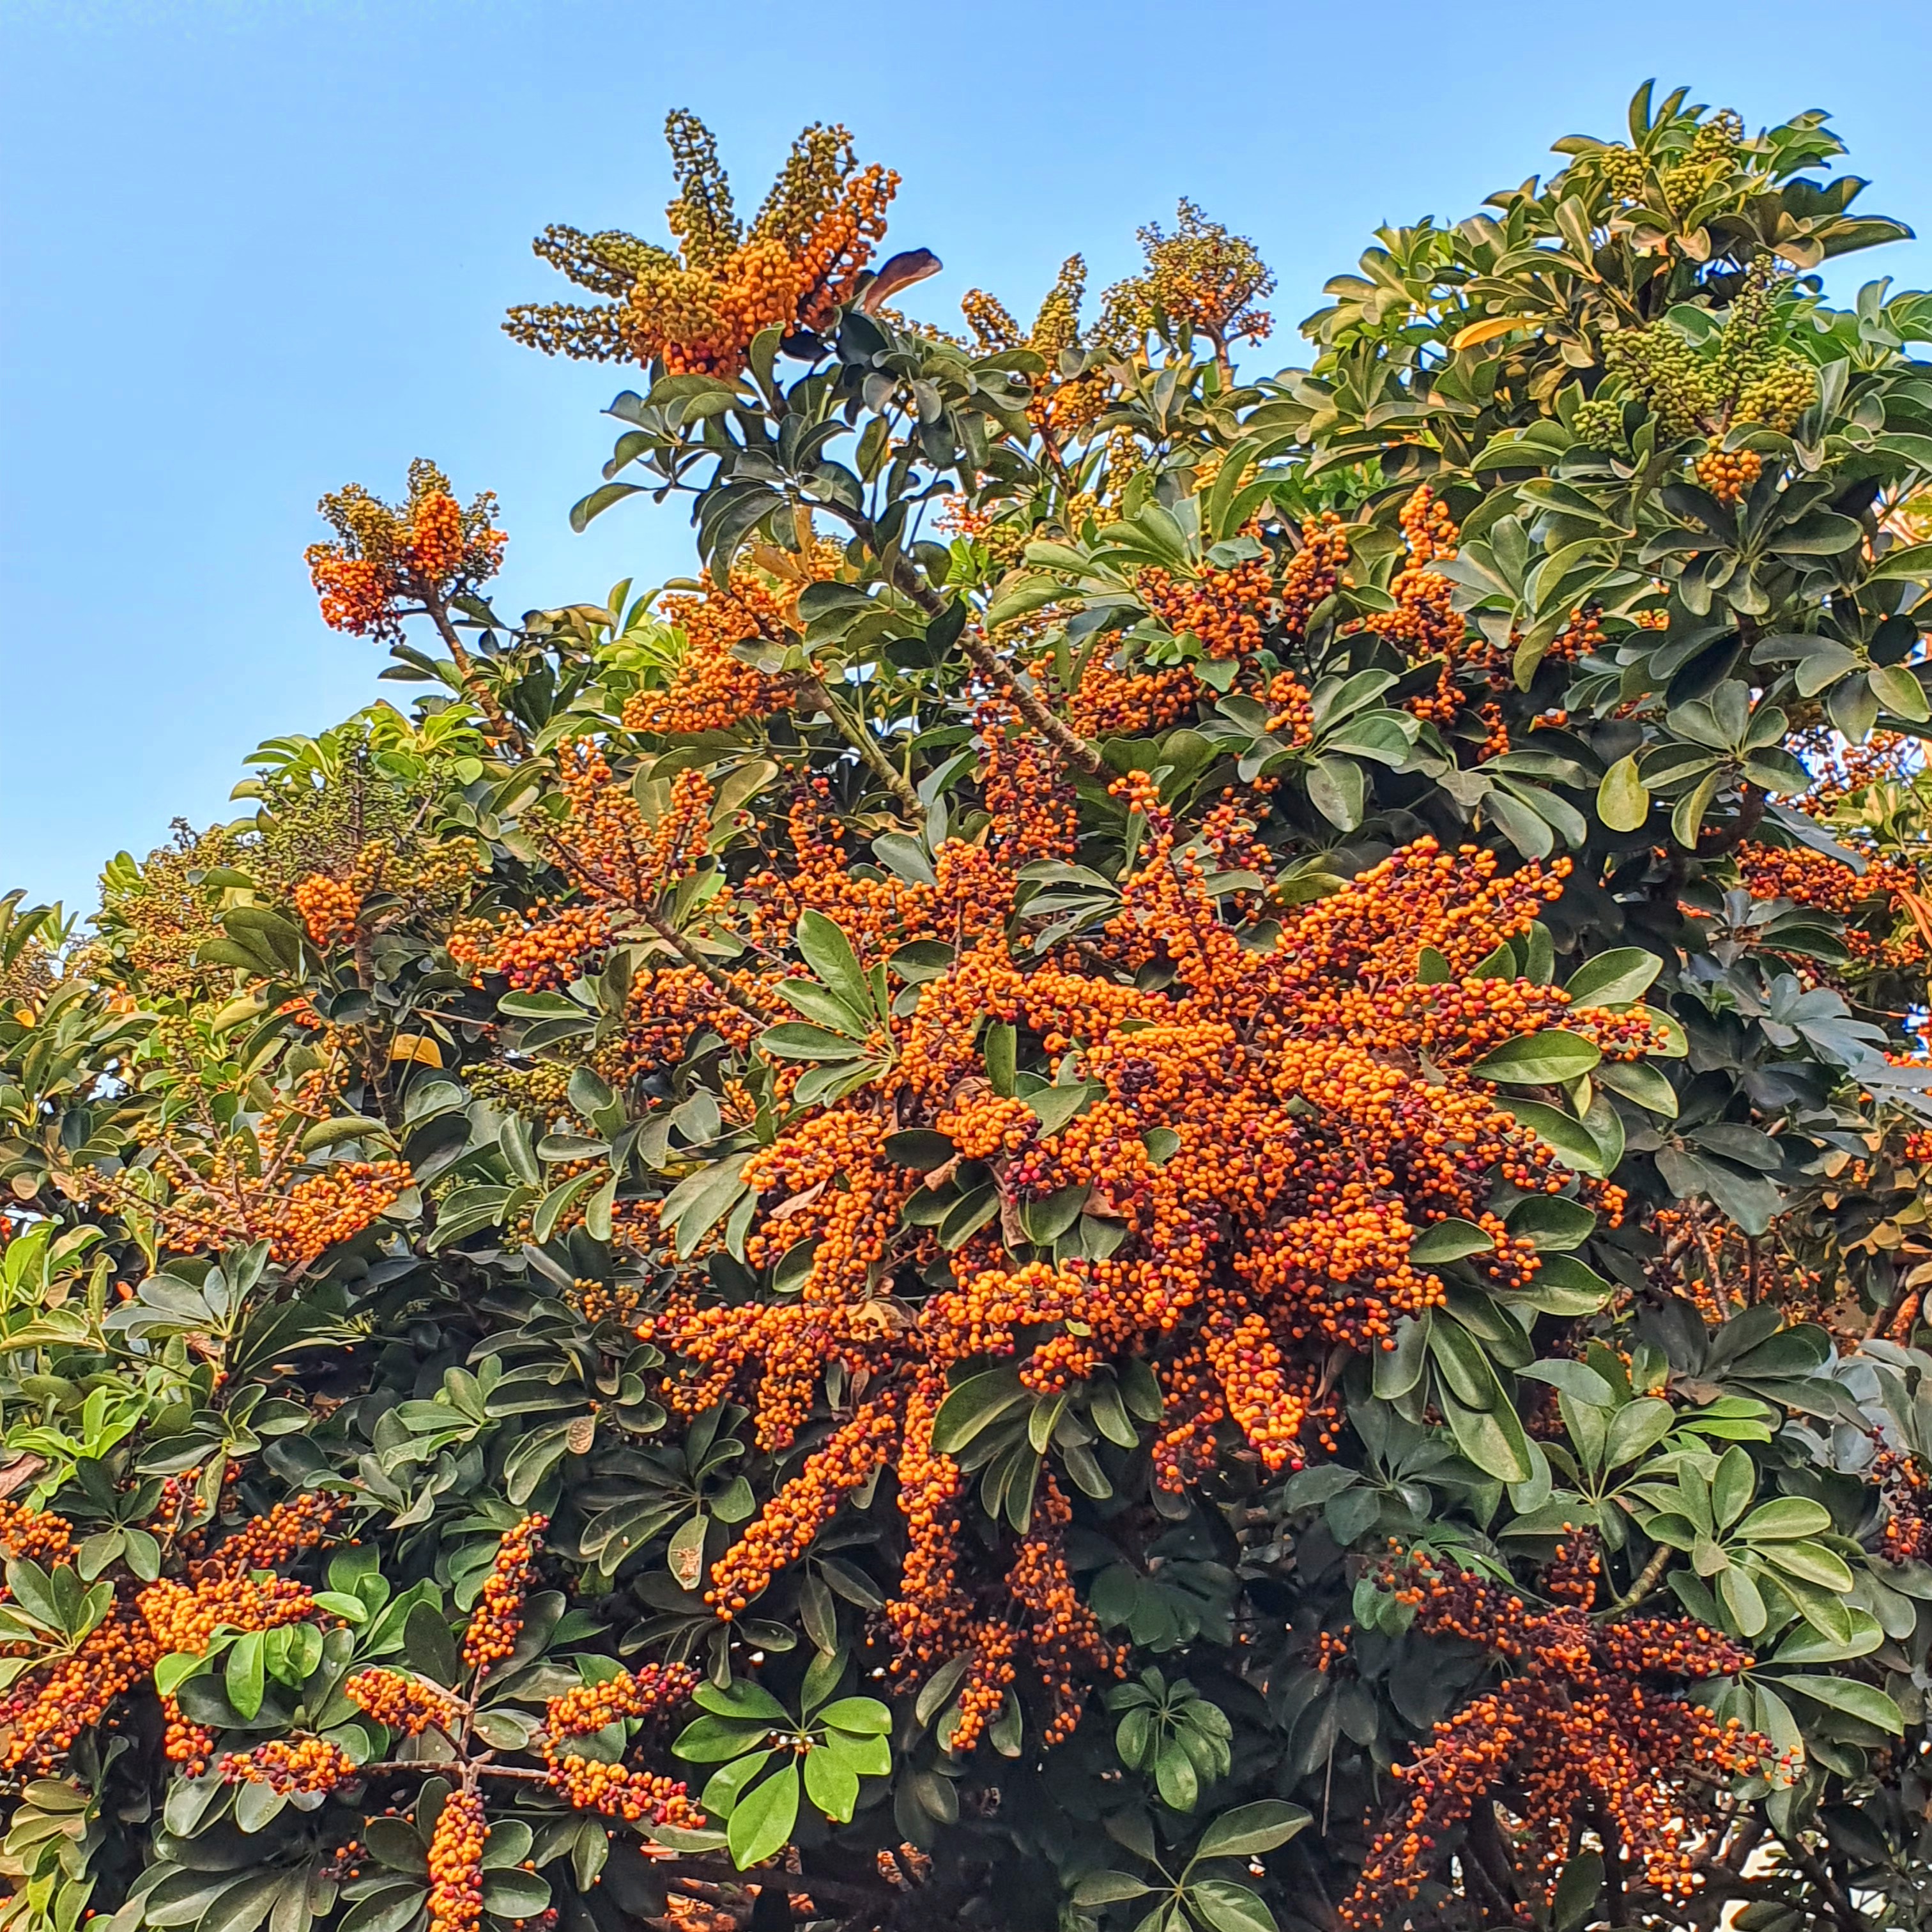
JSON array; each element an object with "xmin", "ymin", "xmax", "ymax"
[{"xmin": 4, "ymin": 84, "xmax": 1932, "ymax": 1932}]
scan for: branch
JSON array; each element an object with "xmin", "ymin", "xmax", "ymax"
[
  {"xmin": 1607, "ymin": 1541, "xmax": 1673, "ymax": 1614},
  {"xmin": 1770, "ymin": 1827, "xmax": 1866, "ymax": 1932},
  {"xmin": 796, "ymin": 671, "xmax": 922, "ymax": 816},
  {"xmin": 421, "ymin": 597, "xmax": 526, "ymax": 753},
  {"xmin": 641, "ymin": 908, "xmax": 776, "ymax": 1024},
  {"xmin": 871, "ymin": 534, "xmax": 1106, "ymax": 778},
  {"xmin": 958, "ymin": 629, "xmax": 1107, "ymax": 778}
]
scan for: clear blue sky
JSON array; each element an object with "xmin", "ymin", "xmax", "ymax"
[{"xmin": 4, "ymin": 0, "xmax": 1930, "ymax": 914}]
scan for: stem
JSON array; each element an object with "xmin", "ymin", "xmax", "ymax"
[
  {"xmin": 422, "ymin": 597, "xmax": 524, "ymax": 752},
  {"xmin": 1772, "ymin": 1827, "xmax": 1865, "ymax": 1932},
  {"xmin": 643, "ymin": 908, "xmax": 776, "ymax": 1024},
  {"xmin": 1607, "ymin": 1541, "xmax": 1673, "ymax": 1614},
  {"xmin": 959, "ymin": 629, "xmax": 1107, "ymax": 777},
  {"xmin": 864, "ymin": 525, "xmax": 1106, "ymax": 778},
  {"xmin": 797, "ymin": 671, "xmax": 922, "ymax": 816}
]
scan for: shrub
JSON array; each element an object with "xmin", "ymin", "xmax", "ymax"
[{"xmin": 5, "ymin": 84, "xmax": 1932, "ymax": 1932}]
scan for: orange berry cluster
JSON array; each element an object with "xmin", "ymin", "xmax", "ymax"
[
  {"xmin": 1262, "ymin": 669, "xmax": 1315, "ymax": 744},
  {"xmin": 221, "ymin": 1737, "xmax": 360, "ymax": 1794},
  {"xmin": 545, "ymin": 1757, "xmax": 705, "ymax": 1827},
  {"xmin": 427, "ymin": 1790, "xmax": 489, "ymax": 1932},
  {"xmin": 138, "ymin": 1569, "xmax": 319, "ymax": 1656},
  {"xmin": 708, "ymin": 1397, "xmax": 903, "ymax": 1613},
  {"xmin": 1789, "ymin": 727, "xmax": 1919, "ymax": 815},
  {"xmin": 1277, "ymin": 515, "xmax": 1351, "ymax": 638},
  {"xmin": 293, "ymin": 873, "xmax": 363, "ymax": 946},
  {"xmin": 1344, "ymin": 1548, "xmax": 1763, "ymax": 1925},
  {"xmin": 345, "ymin": 1668, "xmax": 466, "ymax": 1738},
  {"xmin": 196, "ymin": 1491, "xmax": 342, "ymax": 1577},
  {"xmin": 505, "ymin": 636, "xmax": 1660, "ymax": 1751},
  {"xmin": 1100, "ymin": 200, "xmax": 1274, "ymax": 352},
  {"xmin": 1875, "ymin": 1446, "xmax": 1932, "ymax": 1562},
  {"xmin": 513, "ymin": 116, "xmax": 896, "ymax": 379},
  {"xmin": 0, "ymin": 1501, "xmax": 73, "ymax": 1563},
  {"xmin": 539, "ymin": 1666, "xmax": 709, "ymax": 1823},
  {"xmin": 544, "ymin": 1661, "xmax": 698, "ymax": 1740},
  {"xmin": 1735, "ymin": 839, "xmax": 1924, "ymax": 974},
  {"xmin": 1136, "ymin": 555, "xmax": 1272, "ymax": 660},
  {"xmin": 976, "ymin": 707, "xmax": 1080, "ymax": 867},
  {"xmin": 625, "ymin": 801, "xmax": 1648, "ymax": 1740},
  {"xmin": 0, "ymin": 1611, "xmax": 158, "ymax": 1772},
  {"xmin": 1368, "ymin": 487, "xmax": 1479, "ymax": 723},
  {"xmin": 307, "ymin": 459, "xmax": 506, "ymax": 641},
  {"xmin": 463, "ymin": 1514, "xmax": 548, "ymax": 1673},
  {"xmin": 451, "ymin": 901, "xmax": 610, "ymax": 992},
  {"xmin": 528, "ymin": 744, "xmax": 716, "ymax": 915},
  {"xmin": 622, "ymin": 571, "xmax": 804, "ymax": 738},
  {"xmin": 1063, "ymin": 656, "xmax": 1202, "ymax": 737},
  {"xmin": 1694, "ymin": 447, "xmax": 1763, "ymax": 504},
  {"xmin": 264, "ymin": 1160, "xmax": 412, "ymax": 1268}
]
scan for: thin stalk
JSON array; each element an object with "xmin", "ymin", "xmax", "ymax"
[{"xmin": 797, "ymin": 670, "xmax": 922, "ymax": 816}]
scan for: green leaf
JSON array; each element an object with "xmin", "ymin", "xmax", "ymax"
[
  {"xmin": 701, "ymin": 1751, "xmax": 774, "ymax": 1817},
  {"xmin": 1373, "ymin": 1314, "xmax": 1432, "ymax": 1399},
  {"xmin": 1553, "ymin": 1853, "xmax": 1604, "ymax": 1932},
  {"xmin": 759, "ymin": 1022, "xmax": 870, "ymax": 1061},
  {"xmin": 1758, "ymin": 1540, "xmax": 1854, "ymax": 1593},
  {"xmin": 1564, "ymin": 947, "xmax": 1662, "ymax": 1008},
  {"xmin": 774, "ymin": 979, "xmax": 871, "ymax": 1036},
  {"xmin": 1738, "ymin": 1496, "xmax": 1831, "ymax": 1543},
  {"xmin": 225, "ymin": 1629, "xmax": 265, "ymax": 1721},
  {"xmin": 985, "ymin": 1022, "xmax": 1018, "ymax": 1096},
  {"xmin": 884, "ymin": 1129, "xmax": 954, "ymax": 1170},
  {"xmin": 1506, "ymin": 1100, "xmax": 1611, "ymax": 1177},
  {"xmin": 1190, "ymin": 1801, "xmax": 1311, "ymax": 1864},
  {"xmin": 154, "ymin": 1652, "xmax": 204, "ymax": 1697},
  {"xmin": 1604, "ymin": 1398, "xmax": 1675, "ymax": 1469},
  {"xmin": 1408, "ymin": 1220, "xmax": 1492, "ymax": 1264},
  {"xmin": 816, "ymin": 1696, "xmax": 892, "ymax": 1735},
  {"xmin": 1870, "ymin": 663, "xmax": 1931, "ymax": 723},
  {"xmin": 1155, "ymin": 1738, "xmax": 1200, "ymax": 1812},
  {"xmin": 1597, "ymin": 755, "xmax": 1650, "ymax": 832},
  {"xmin": 1183, "ymin": 1878, "xmax": 1278, "ymax": 1932},
  {"xmin": 667, "ymin": 1514, "xmax": 709, "ymax": 1592},
  {"xmin": 1439, "ymin": 1375, "xmax": 1535, "ymax": 1485},
  {"xmin": 1505, "ymin": 1195, "xmax": 1595, "ymax": 1250},
  {"xmin": 673, "ymin": 1713, "xmax": 780, "ymax": 1763},
  {"xmin": 931, "ymin": 1368, "xmax": 1029, "ymax": 1453},
  {"xmin": 1073, "ymin": 1873, "xmax": 1155, "ymax": 1906},
  {"xmin": 1025, "ymin": 1082, "xmax": 1096, "ymax": 1136},
  {"xmin": 1472, "ymin": 1029, "xmax": 1602, "ymax": 1085},
  {"xmin": 1775, "ymin": 1676, "xmax": 1905, "ymax": 1734},
  {"xmin": 1670, "ymin": 767, "xmax": 1722, "ymax": 850},
  {"xmin": 802, "ymin": 1745, "xmax": 861, "ymax": 1822},
  {"xmin": 726, "ymin": 1761, "xmax": 801, "ymax": 1869},
  {"xmin": 1594, "ymin": 1059, "xmax": 1678, "ymax": 1117}
]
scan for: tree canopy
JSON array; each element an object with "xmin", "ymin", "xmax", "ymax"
[{"xmin": 6, "ymin": 80, "xmax": 1932, "ymax": 1932}]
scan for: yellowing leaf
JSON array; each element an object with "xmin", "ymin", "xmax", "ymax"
[{"xmin": 1451, "ymin": 314, "xmax": 1533, "ymax": 351}]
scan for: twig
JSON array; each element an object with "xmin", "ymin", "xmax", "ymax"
[
  {"xmin": 1607, "ymin": 1542, "xmax": 1672, "ymax": 1614},
  {"xmin": 878, "ymin": 546, "xmax": 1105, "ymax": 778},
  {"xmin": 796, "ymin": 671, "xmax": 922, "ymax": 816},
  {"xmin": 1771, "ymin": 1828, "xmax": 1866, "ymax": 1932},
  {"xmin": 422, "ymin": 598, "xmax": 525, "ymax": 753},
  {"xmin": 960, "ymin": 629, "xmax": 1107, "ymax": 778}
]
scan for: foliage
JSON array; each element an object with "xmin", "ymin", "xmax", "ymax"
[{"xmin": 5, "ymin": 84, "xmax": 1932, "ymax": 1932}]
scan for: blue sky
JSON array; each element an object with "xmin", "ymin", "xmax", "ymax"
[{"xmin": 4, "ymin": 0, "xmax": 1931, "ymax": 914}]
